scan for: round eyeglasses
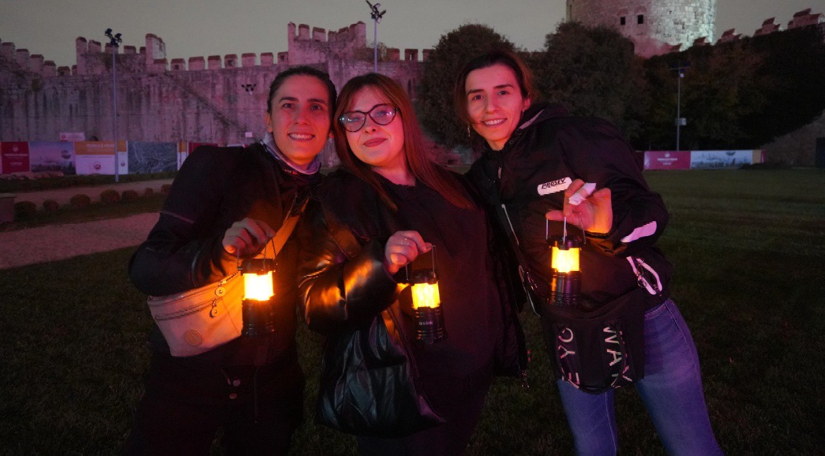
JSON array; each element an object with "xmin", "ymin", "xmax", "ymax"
[{"xmin": 338, "ymin": 104, "xmax": 399, "ymax": 132}]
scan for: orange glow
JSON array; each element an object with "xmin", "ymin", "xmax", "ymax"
[
  {"xmin": 552, "ymin": 246, "xmax": 580, "ymax": 273},
  {"xmin": 243, "ymin": 271, "xmax": 274, "ymax": 301},
  {"xmin": 411, "ymin": 282, "xmax": 441, "ymax": 309}
]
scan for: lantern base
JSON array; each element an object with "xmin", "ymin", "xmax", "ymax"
[
  {"xmin": 550, "ymin": 271, "xmax": 581, "ymax": 307},
  {"xmin": 414, "ymin": 307, "xmax": 447, "ymax": 344},
  {"xmin": 242, "ymin": 299, "xmax": 276, "ymax": 338}
]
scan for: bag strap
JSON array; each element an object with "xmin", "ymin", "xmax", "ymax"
[{"xmin": 271, "ymin": 192, "xmax": 309, "ymax": 256}]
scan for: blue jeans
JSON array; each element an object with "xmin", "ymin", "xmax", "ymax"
[{"xmin": 556, "ymin": 299, "xmax": 722, "ymax": 456}]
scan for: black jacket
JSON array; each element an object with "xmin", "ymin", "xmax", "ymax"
[
  {"xmin": 467, "ymin": 103, "xmax": 673, "ymax": 312},
  {"xmin": 298, "ymin": 168, "xmax": 527, "ymax": 378},
  {"xmin": 129, "ymin": 142, "xmax": 321, "ymax": 366}
]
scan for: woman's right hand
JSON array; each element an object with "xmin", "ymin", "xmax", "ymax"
[
  {"xmin": 222, "ymin": 218, "xmax": 276, "ymax": 258},
  {"xmin": 384, "ymin": 230, "xmax": 432, "ymax": 275}
]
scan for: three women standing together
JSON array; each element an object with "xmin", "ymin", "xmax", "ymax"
[{"xmin": 128, "ymin": 50, "xmax": 721, "ymax": 456}]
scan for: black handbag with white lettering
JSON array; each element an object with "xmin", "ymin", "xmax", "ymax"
[{"xmin": 537, "ymin": 286, "xmax": 648, "ymax": 394}]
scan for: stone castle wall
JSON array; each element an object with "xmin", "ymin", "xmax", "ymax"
[
  {"xmin": 567, "ymin": 0, "xmax": 716, "ymax": 56},
  {"xmin": 0, "ymin": 21, "xmax": 426, "ymax": 145},
  {"xmin": 1, "ymin": 11, "xmax": 822, "ymax": 146}
]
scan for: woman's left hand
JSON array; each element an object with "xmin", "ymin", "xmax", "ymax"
[{"xmin": 546, "ymin": 179, "xmax": 613, "ymax": 234}]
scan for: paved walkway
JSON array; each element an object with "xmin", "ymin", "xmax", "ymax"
[
  {"xmin": 0, "ymin": 180, "xmax": 172, "ymax": 270},
  {"xmin": 0, "ymin": 213, "xmax": 159, "ymax": 269}
]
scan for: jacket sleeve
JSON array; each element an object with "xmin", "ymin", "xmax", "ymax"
[
  {"xmin": 128, "ymin": 148, "xmax": 238, "ymax": 296},
  {"xmin": 558, "ymin": 120, "xmax": 669, "ymax": 257},
  {"xmin": 297, "ymin": 200, "xmax": 402, "ymax": 335}
]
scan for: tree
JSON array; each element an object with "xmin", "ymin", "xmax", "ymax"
[
  {"xmin": 642, "ymin": 40, "xmax": 770, "ymax": 150},
  {"xmin": 534, "ymin": 22, "xmax": 648, "ymax": 141},
  {"xmin": 416, "ymin": 24, "xmax": 517, "ymax": 149},
  {"xmin": 742, "ymin": 26, "xmax": 825, "ymax": 147}
]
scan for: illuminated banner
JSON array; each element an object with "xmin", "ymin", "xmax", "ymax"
[
  {"xmin": 74, "ymin": 141, "xmax": 127, "ymax": 175},
  {"xmin": 29, "ymin": 142, "xmax": 76, "ymax": 175},
  {"xmin": 1, "ymin": 142, "xmax": 30, "ymax": 174},
  {"xmin": 690, "ymin": 150, "xmax": 756, "ymax": 169},
  {"xmin": 644, "ymin": 151, "xmax": 691, "ymax": 170}
]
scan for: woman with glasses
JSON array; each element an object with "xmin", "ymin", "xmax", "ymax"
[{"xmin": 297, "ymin": 73, "xmax": 525, "ymax": 455}]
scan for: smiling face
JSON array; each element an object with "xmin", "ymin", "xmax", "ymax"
[
  {"xmin": 464, "ymin": 63, "xmax": 531, "ymax": 151},
  {"xmin": 265, "ymin": 74, "xmax": 332, "ymax": 169},
  {"xmin": 344, "ymin": 86, "xmax": 407, "ymax": 178}
]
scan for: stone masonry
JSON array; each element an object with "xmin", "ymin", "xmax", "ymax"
[{"xmin": 0, "ymin": 22, "xmax": 426, "ymax": 147}]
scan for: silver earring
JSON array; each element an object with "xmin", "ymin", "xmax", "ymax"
[{"xmin": 467, "ymin": 124, "xmax": 471, "ymax": 138}]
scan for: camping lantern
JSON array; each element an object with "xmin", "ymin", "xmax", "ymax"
[
  {"xmin": 240, "ymin": 257, "xmax": 277, "ymax": 337},
  {"xmin": 550, "ymin": 236, "xmax": 582, "ymax": 307},
  {"xmin": 406, "ymin": 247, "xmax": 446, "ymax": 344}
]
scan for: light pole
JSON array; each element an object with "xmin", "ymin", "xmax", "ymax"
[
  {"xmin": 105, "ymin": 28, "xmax": 122, "ymax": 181},
  {"xmin": 672, "ymin": 62, "xmax": 689, "ymax": 152},
  {"xmin": 366, "ymin": 1, "xmax": 386, "ymax": 73}
]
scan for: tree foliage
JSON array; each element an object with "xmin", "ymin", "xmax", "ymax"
[
  {"xmin": 534, "ymin": 22, "xmax": 647, "ymax": 140},
  {"xmin": 642, "ymin": 41, "xmax": 770, "ymax": 150},
  {"xmin": 416, "ymin": 24, "xmax": 517, "ymax": 148},
  {"xmin": 741, "ymin": 26, "xmax": 825, "ymax": 146}
]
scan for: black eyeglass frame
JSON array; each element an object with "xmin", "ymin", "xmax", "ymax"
[{"xmin": 338, "ymin": 104, "xmax": 400, "ymax": 132}]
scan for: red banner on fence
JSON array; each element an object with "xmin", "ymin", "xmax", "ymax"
[
  {"xmin": 644, "ymin": 151, "xmax": 691, "ymax": 170},
  {"xmin": 1, "ymin": 142, "xmax": 31, "ymax": 174}
]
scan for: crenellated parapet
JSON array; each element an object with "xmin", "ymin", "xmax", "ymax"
[
  {"xmin": 788, "ymin": 8, "xmax": 824, "ymax": 29},
  {"xmin": 755, "ymin": 18, "xmax": 781, "ymax": 36}
]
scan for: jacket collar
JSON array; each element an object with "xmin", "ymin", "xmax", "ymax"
[{"xmin": 261, "ymin": 131, "xmax": 322, "ymax": 176}]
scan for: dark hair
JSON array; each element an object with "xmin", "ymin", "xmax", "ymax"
[
  {"xmin": 333, "ymin": 73, "xmax": 474, "ymax": 211},
  {"xmin": 267, "ymin": 66, "xmax": 338, "ymax": 123},
  {"xmin": 453, "ymin": 49, "xmax": 536, "ymax": 125}
]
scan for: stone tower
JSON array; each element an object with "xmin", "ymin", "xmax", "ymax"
[{"xmin": 566, "ymin": 0, "xmax": 716, "ymax": 57}]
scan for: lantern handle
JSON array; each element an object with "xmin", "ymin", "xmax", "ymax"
[
  {"xmin": 404, "ymin": 244, "xmax": 437, "ymax": 283},
  {"xmin": 546, "ymin": 217, "xmax": 587, "ymax": 245},
  {"xmin": 235, "ymin": 236, "xmax": 277, "ymax": 271}
]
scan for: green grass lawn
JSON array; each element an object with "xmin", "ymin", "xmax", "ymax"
[{"xmin": 0, "ymin": 169, "xmax": 823, "ymax": 455}]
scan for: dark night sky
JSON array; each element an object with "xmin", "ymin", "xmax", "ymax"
[{"xmin": 0, "ymin": 0, "xmax": 821, "ymax": 68}]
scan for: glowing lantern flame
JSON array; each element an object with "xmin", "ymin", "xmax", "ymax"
[
  {"xmin": 411, "ymin": 282, "xmax": 441, "ymax": 309},
  {"xmin": 243, "ymin": 270, "xmax": 274, "ymax": 301}
]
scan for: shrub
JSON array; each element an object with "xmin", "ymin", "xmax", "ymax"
[
  {"xmin": 144, "ymin": 188, "xmax": 154, "ymax": 196},
  {"xmin": 100, "ymin": 189, "xmax": 120, "ymax": 204},
  {"xmin": 160, "ymin": 184, "xmax": 172, "ymax": 195},
  {"xmin": 70, "ymin": 194, "xmax": 91, "ymax": 208},
  {"xmin": 14, "ymin": 201, "xmax": 37, "ymax": 218},
  {"xmin": 121, "ymin": 190, "xmax": 139, "ymax": 202},
  {"xmin": 42, "ymin": 199, "xmax": 60, "ymax": 213}
]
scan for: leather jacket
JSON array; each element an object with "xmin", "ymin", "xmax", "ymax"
[{"xmin": 298, "ymin": 168, "xmax": 527, "ymax": 378}]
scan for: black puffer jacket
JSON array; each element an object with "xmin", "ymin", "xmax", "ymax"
[
  {"xmin": 129, "ymin": 142, "xmax": 320, "ymax": 366},
  {"xmin": 467, "ymin": 103, "xmax": 673, "ymax": 312},
  {"xmin": 298, "ymin": 168, "xmax": 526, "ymax": 378}
]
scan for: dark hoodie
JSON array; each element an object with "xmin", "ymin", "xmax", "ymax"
[{"xmin": 467, "ymin": 102, "xmax": 673, "ymax": 312}]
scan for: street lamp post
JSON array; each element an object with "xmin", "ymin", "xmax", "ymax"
[
  {"xmin": 672, "ymin": 62, "xmax": 689, "ymax": 152},
  {"xmin": 105, "ymin": 28, "xmax": 122, "ymax": 182},
  {"xmin": 366, "ymin": 1, "xmax": 386, "ymax": 73}
]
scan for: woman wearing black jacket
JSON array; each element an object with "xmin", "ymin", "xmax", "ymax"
[
  {"xmin": 125, "ymin": 66, "xmax": 336, "ymax": 456},
  {"xmin": 298, "ymin": 73, "xmax": 525, "ymax": 456},
  {"xmin": 454, "ymin": 50, "xmax": 721, "ymax": 455}
]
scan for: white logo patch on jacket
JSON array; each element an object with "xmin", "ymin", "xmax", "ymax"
[{"xmin": 537, "ymin": 177, "xmax": 572, "ymax": 196}]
